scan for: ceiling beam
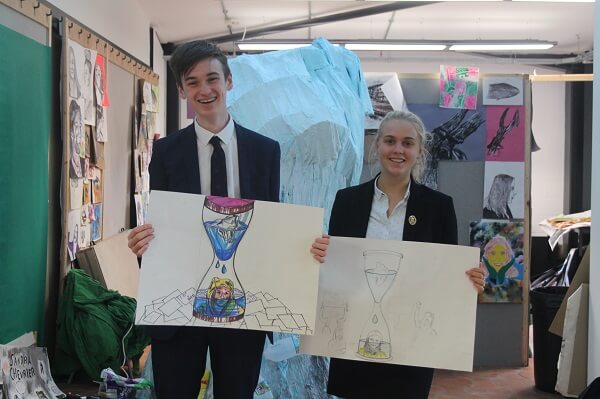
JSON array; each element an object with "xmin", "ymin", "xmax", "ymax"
[{"xmin": 162, "ymin": 1, "xmax": 435, "ymax": 54}]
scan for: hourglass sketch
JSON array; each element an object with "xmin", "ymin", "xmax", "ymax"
[
  {"xmin": 193, "ymin": 196, "xmax": 254, "ymax": 322},
  {"xmin": 357, "ymin": 250, "xmax": 402, "ymax": 360}
]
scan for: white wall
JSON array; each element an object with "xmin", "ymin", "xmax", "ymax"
[
  {"xmin": 531, "ymin": 82, "xmax": 566, "ymax": 236},
  {"xmin": 362, "ymin": 58, "xmax": 566, "ymax": 238},
  {"xmin": 47, "ymin": 0, "xmax": 151, "ymax": 64},
  {"xmin": 588, "ymin": 0, "xmax": 600, "ymax": 382},
  {"xmin": 152, "ymin": 29, "xmax": 167, "ymax": 138}
]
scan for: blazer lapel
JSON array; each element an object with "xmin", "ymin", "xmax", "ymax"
[
  {"xmin": 181, "ymin": 124, "xmax": 202, "ymax": 194},
  {"xmin": 356, "ymin": 179, "xmax": 375, "ymax": 237},
  {"xmin": 235, "ymin": 123, "xmax": 253, "ymax": 198}
]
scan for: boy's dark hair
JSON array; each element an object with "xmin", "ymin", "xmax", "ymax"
[{"xmin": 169, "ymin": 40, "xmax": 231, "ymax": 88}]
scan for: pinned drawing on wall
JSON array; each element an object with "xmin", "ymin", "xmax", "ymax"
[
  {"xmin": 470, "ymin": 220, "xmax": 525, "ymax": 303},
  {"xmin": 409, "ymin": 104, "xmax": 486, "ymax": 189},
  {"xmin": 67, "ymin": 210, "xmax": 81, "ymax": 261},
  {"xmin": 439, "ymin": 65, "xmax": 479, "ymax": 110},
  {"xmin": 142, "ymin": 80, "xmax": 154, "ymax": 112},
  {"xmin": 134, "ymin": 192, "xmax": 150, "ymax": 226},
  {"xmin": 82, "ymin": 47, "xmax": 97, "ymax": 125},
  {"xmin": 136, "ymin": 191, "xmax": 323, "ymax": 334},
  {"xmin": 300, "ymin": 237, "xmax": 479, "ymax": 371},
  {"xmin": 82, "ymin": 180, "xmax": 91, "ymax": 205},
  {"xmin": 92, "ymin": 127, "xmax": 105, "ymax": 169},
  {"xmin": 482, "ymin": 77, "xmax": 524, "ymax": 106},
  {"xmin": 96, "ymin": 105, "xmax": 108, "ymax": 142},
  {"xmin": 69, "ymin": 178, "xmax": 83, "ymax": 210},
  {"xmin": 483, "ymin": 162, "xmax": 524, "ymax": 219},
  {"xmin": 94, "ymin": 54, "xmax": 110, "ymax": 107},
  {"xmin": 68, "ymin": 98, "xmax": 85, "ymax": 178},
  {"xmin": 91, "ymin": 167, "xmax": 103, "ymax": 203},
  {"xmin": 364, "ymin": 72, "xmax": 407, "ymax": 132},
  {"xmin": 91, "ymin": 203, "xmax": 103, "ymax": 242},
  {"xmin": 79, "ymin": 211, "xmax": 91, "ymax": 249},
  {"xmin": 67, "ymin": 41, "xmax": 83, "ymax": 100},
  {"xmin": 485, "ymin": 106, "xmax": 525, "ymax": 162},
  {"xmin": 151, "ymin": 85, "xmax": 160, "ymax": 113}
]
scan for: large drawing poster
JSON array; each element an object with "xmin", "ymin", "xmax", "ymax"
[
  {"xmin": 300, "ymin": 237, "xmax": 479, "ymax": 372},
  {"xmin": 136, "ymin": 191, "xmax": 323, "ymax": 335}
]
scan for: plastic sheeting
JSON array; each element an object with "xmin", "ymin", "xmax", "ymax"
[{"xmin": 228, "ymin": 38, "xmax": 372, "ymax": 228}]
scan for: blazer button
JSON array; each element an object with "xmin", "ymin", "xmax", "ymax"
[{"xmin": 408, "ymin": 215, "xmax": 417, "ymax": 225}]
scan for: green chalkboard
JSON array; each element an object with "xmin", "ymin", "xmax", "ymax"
[{"xmin": 0, "ymin": 22, "xmax": 51, "ymax": 343}]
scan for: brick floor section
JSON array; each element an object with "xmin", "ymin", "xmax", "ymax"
[{"xmin": 430, "ymin": 360, "xmax": 562, "ymax": 399}]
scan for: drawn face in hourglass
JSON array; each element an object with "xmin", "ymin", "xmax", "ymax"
[
  {"xmin": 357, "ymin": 250, "xmax": 402, "ymax": 360},
  {"xmin": 193, "ymin": 196, "xmax": 254, "ymax": 323}
]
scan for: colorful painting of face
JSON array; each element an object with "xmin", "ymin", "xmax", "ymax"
[
  {"xmin": 470, "ymin": 220, "xmax": 525, "ymax": 303},
  {"xmin": 94, "ymin": 54, "xmax": 110, "ymax": 107}
]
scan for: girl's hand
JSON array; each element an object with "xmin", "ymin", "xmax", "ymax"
[
  {"xmin": 310, "ymin": 234, "xmax": 330, "ymax": 264},
  {"xmin": 466, "ymin": 264, "xmax": 486, "ymax": 293}
]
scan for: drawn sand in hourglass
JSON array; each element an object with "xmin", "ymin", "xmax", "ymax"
[{"xmin": 357, "ymin": 250, "xmax": 402, "ymax": 360}]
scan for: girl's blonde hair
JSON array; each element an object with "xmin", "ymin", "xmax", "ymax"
[{"xmin": 372, "ymin": 110, "xmax": 431, "ymax": 183}]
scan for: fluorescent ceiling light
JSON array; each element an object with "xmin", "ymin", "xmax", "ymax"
[
  {"xmin": 345, "ymin": 43, "xmax": 446, "ymax": 51},
  {"xmin": 237, "ymin": 43, "xmax": 312, "ymax": 51},
  {"xmin": 512, "ymin": 0, "xmax": 593, "ymax": 2},
  {"xmin": 450, "ymin": 43, "xmax": 555, "ymax": 51}
]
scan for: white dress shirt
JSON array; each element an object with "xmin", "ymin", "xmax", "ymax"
[
  {"xmin": 365, "ymin": 177, "xmax": 411, "ymax": 241},
  {"xmin": 195, "ymin": 116, "xmax": 240, "ymax": 198}
]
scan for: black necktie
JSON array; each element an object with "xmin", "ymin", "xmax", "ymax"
[{"xmin": 209, "ymin": 136, "xmax": 228, "ymax": 196}]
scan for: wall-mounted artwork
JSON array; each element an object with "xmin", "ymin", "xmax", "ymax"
[
  {"xmin": 482, "ymin": 77, "xmax": 524, "ymax": 106},
  {"xmin": 67, "ymin": 209, "xmax": 81, "ymax": 261},
  {"xmin": 364, "ymin": 72, "xmax": 406, "ymax": 131},
  {"xmin": 483, "ymin": 162, "xmax": 525, "ymax": 219},
  {"xmin": 409, "ymin": 104, "xmax": 486, "ymax": 188},
  {"xmin": 136, "ymin": 191, "xmax": 323, "ymax": 334},
  {"xmin": 94, "ymin": 53, "xmax": 110, "ymax": 107},
  {"xmin": 69, "ymin": 178, "xmax": 83, "ymax": 210},
  {"xmin": 79, "ymin": 213, "xmax": 90, "ymax": 249},
  {"xmin": 67, "ymin": 40, "xmax": 84, "ymax": 100},
  {"xmin": 96, "ymin": 105, "xmax": 107, "ymax": 142},
  {"xmin": 91, "ymin": 203, "xmax": 103, "ymax": 242},
  {"xmin": 470, "ymin": 220, "xmax": 525, "ymax": 303},
  {"xmin": 81, "ymin": 47, "xmax": 97, "ymax": 125},
  {"xmin": 91, "ymin": 167, "xmax": 103, "ymax": 204},
  {"xmin": 485, "ymin": 106, "xmax": 524, "ymax": 162},
  {"xmin": 142, "ymin": 80, "xmax": 153, "ymax": 112},
  {"xmin": 68, "ymin": 98, "xmax": 85, "ymax": 178},
  {"xmin": 300, "ymin": 237, "xmax": 479, "ymax": 371},
  {"xmin": 439, "ymin": 65, "xmax": 479, "ymax": 110}
]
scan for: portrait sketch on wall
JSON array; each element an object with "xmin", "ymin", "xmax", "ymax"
[{"xmin": 68, "ymin": 98, "xmax": 85, "ymax": 178}]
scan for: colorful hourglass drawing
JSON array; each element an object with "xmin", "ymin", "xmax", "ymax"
[
  {"xmin": 357, "ymin": 250, "xmax": 402, "ymax": 360},
  {"xmin": 193, "ymin": 196, "xmax": 254, "ymax": 322}
]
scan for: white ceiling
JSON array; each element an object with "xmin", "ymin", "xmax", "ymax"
[{"xmin": 141, "ymin": 0, "xmax": 594, "ymax": 60}]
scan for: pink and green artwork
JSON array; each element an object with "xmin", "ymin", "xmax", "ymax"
[{"xmin": 440, "ymin": 65, "xmax": 479, "ymax": 110}]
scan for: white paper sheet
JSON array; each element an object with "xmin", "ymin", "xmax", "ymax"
[
  {"xmin": 136, "ymin": 191, "xmax": 323, "ymax": 335},
  {"xmin": 300, "ymin": 237, "xmax": 479, "ymax": 371}
]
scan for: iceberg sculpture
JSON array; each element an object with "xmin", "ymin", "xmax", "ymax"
[{"xmin": 228, "ymin": 38, "xmax": 372, "ymax": 228}]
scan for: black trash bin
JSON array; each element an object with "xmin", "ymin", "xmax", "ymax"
[{"xmin": 530, "ymin": 286, "xmax": 569, "ymax": 393}]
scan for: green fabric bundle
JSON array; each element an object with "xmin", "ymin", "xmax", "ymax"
[{"xmin": 55, "ymin": 269, "xmax": 149, "ymax": 380}]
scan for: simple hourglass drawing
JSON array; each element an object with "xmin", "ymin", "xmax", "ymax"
[
  {"xmin": 193, "ymin": 196, "xmax": 254, "ymax": 322},
  {"xmin": 357, "ymin": 250, "xmax": 402, "ymax": 360}
]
